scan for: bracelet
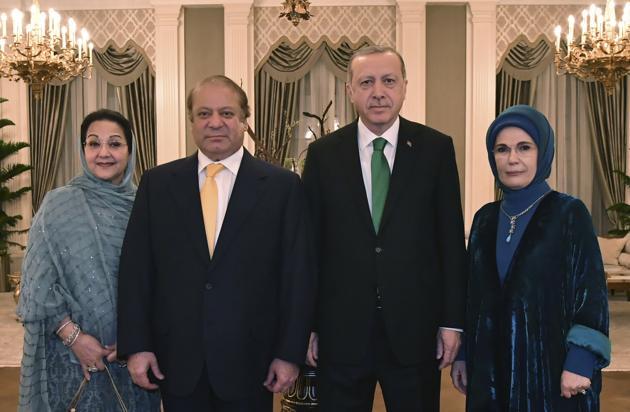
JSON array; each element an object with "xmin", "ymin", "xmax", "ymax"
[
  {"xmin": 55, "ymin": 320, "xmax": 73, "ymax": 336},
  {"xmin": 63, "ymin": 323, "xmax": 81, "ymax": 347}
]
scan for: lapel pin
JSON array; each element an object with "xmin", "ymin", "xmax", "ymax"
[{"xmin": 406, "ymin": 140, "xmax": 412, "ymax": 148}]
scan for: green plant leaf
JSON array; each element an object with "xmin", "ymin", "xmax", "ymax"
[
  {"xmin": 0, "ymin": 118, "xmax": 15, "ymax": 129},
  {"xmin": 608, "ymin": 228, "xmax": 630, "ymax": 237},
  {"xmin": 607, "ymin": 203, "xmax": 630, "ymax": 213},
  {"xmin": 0, "ymin": 164, "xmax": 33, "ymax": 184},
  {"xmin": 0, "ymin": 141, "xmax": 29, "ymax": 161},
  {"xmin": 613, "ymin": 170, "xmax": 630, "ymax": 187}
]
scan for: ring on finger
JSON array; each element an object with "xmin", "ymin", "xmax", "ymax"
[
  {"xmin": 580, "ymin": 389, "xmax": 587, "ymax": 395},
  {"xmin": 87, "ymin": 365, "xmax": 98, "ymax": 373}
]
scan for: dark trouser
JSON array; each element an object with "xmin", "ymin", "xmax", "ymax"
[
  {"xmin": 161, "ymin": 364, "xmax": 273, "ymax": 412},
  {"xmin": 318, "ymin": 311, "xmax": 441, "ymax": 412}
]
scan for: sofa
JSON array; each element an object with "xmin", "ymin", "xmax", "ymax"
[{"xmin": 597, "ymin": 235, "xmax": 630, "ymax": 299}]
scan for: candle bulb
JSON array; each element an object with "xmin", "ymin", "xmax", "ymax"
[
  {"xmin": 590, "ymin": 4, "xmax": 597, "ymax": 33},
  {"xmin": 68, "ymin": 18, "xmax": 76, "ymax": 46},
  {"xmin": 30, "ymin": 5, "xmax": 36, "ymax": 28},
  {"xmin": 25, "ymin": 24, "xmax": 31, "ymax": 47},
  {"xmin": 61, "ymin": 26, "xmax": 66, "ymax": 49},
  {"xmin": 77, "ymin": 38, "xmax": 83, "ymax": 60},
  {"xmin": 1, "ymin": 14, "xmax": 6, "ymax": 38},
  {"xmin": 48, "ymin": 9, "xmax": 53, "ymax": 35},
  {"xmin": 88, "ymin": 42, "xmax": 93, "ymax": 65},
  {"xmin": 568, "ymin": 15, "xmax": 575, "ymax": 45},
  {"xmin": 555, "ymin": 25, "xmax": 562, "ymax": 52}
]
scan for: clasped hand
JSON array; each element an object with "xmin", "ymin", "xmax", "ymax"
[{"xmin": 70, "ymin": 333, "xmax": 117, "ymax": 380}]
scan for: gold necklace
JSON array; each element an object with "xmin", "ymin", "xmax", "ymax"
[{"xmin": 500, "ymin": 191, "xmax": 551, "ymax": 243}]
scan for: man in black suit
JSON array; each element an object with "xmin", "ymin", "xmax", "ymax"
[
  {"xmin": 117, "ymin": 75, "xmax": 315, "ymax": 412},
  {"xmin": 302, "ymin": 46, "xmax": 467, "ymax": 411}
]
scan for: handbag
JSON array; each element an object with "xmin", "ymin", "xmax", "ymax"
[{"xmin": 67, "ymin": 364, "xmax": 129, "ymax": 412}]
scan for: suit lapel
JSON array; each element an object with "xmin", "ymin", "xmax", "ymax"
[
  {"xmin": 210, "ymin": 150, "xmax": 267, "ymax": 265},
  {"xmin": 337, "ymin": 122, "xmax": 374, "ymax": 234},
  {"xmin": 167, "ymin": 154, "xmax": 211, "ymax": 263},
  {"xmin": 379, "ymin": 118, "xmax": 418, "ymax": 231}
]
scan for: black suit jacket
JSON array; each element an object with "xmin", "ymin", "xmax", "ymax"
[
  {"xmin": 302, "ymin": 117, "xmax": 467, "ymax": 365},
  {"xmin": 117, "ymin": 150, "xmax": 315, "ymax": 399}
]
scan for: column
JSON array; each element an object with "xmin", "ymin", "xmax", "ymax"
[
  {"xmin": 396, "ymin": 1, "xmax": 426, "ymax": 123},
  {"xmin": 224, "ymin": 2, "xmax": 255, "ymax": 151},
  {"xmin": 465, "ymin": 1, "xmax": 496, "ymax": 231},
  {"xmin": 153, "ymin": 3, "xmax": 185, "ymax": 164}
]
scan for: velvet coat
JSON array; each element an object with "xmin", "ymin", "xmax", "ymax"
[{"xmin": 466, "ymin": 191, "xmax": 609, "ymax": 412}]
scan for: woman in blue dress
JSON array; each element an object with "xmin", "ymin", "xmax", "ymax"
[
  {"xmin": 451, "ymin": 105, "xmax": 610, "ymax": 411},
  {"xmin": 17, "ymin": 109, "xmax": 160, "ymax": 411}
]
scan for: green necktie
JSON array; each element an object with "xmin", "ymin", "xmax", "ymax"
[{"xmin": 371, "ymin": 137, "xmax": 390, "ymax": 233}]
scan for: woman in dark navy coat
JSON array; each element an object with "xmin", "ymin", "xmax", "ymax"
[{"xmin": 451, "ymin": 105, "xmax": 610, "ymax": 411}]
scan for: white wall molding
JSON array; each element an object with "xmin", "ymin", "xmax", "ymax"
[
  {"xmin": 465, "ymin": 1, "xmax": 496, "ymax": 231},
  {"xmin": 396, "ymin": 1, "xmax": 426, "ymax": 123},
  {"xmin": 153, "ymin": 4, "xmax": 185, "ymax": 164},
  {"xmin": 224, "ymin": 2, "xmax": 256, "ymax": 151}
]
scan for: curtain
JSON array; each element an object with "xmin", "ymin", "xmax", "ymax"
[
  {"xmin": 255, "ymin": 39, "xmax": 369, "ymax": 166},
  {"xmin": 118, "ymin": 70, "xmax": 156, "ymax": 182},
  {"xmin": 255, "ymin": 71, "xmax": 302, "ymax": 165},
  {"xmin": 94, "ymin": 43, "xmax": 156, "ymax": 181},
  {"xmin": 496, "ymin": 36, "xmax": 615, "ymax": 234},
  {"xmin": 29, "ymin": 84, "xmax": 70, "ymax": 212},
  {"xmin": 585, "ymin": 80, "xmax": 628, "ymax": 228}
]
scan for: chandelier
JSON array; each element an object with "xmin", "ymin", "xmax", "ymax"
[
  {"xmin": 554, "ymin": 0, "xmax": 630, "ymax": 94},
  {"xmin": 0, "ymin": 1, "xmax": 92, "ymax": 99},
  {"xmin": 279, "ymin": 0, "xmax": 313, "ymax": 26}
]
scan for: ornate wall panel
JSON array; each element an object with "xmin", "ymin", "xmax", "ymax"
[
  {"xmin": 254, "ymin": 6, "xmax": 396, "ymax": 67},
  {"xmin": 60, "ymin": 9, "xmax": 156, "ymax": 69},
  {"xmin": 497, "ymin": 5, "xmax": 583, "ymax": 67}
]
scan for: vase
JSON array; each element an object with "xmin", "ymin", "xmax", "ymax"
[
  {"xmin": 7, "ymin": 272, "xmax": 21, "ymax": 305},
  {"xmin": 281, "ymin": 366, "xmax": 318, "ymax": 411}
]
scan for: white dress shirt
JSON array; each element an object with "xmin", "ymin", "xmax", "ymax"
[
  {"xmin": 197, "ymin": 146, "xmax": 244, "ymax": 246},
  {"xmin": 357, "ymin": 117, "xmax": 399, "ymax": 213},
  {"xmin": 356, "ymin": 117, "xmax": 462, "ymax": 334}
]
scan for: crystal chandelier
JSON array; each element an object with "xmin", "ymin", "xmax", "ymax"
[
  {"xmin": 0, "ymin": 1, "xmax": 93, "ymax": 99},
  {"xmin": 554, "ymin": 0, "xmax": 630, "ymax": 94},
  {"xmin": 279, "ymin": 0, "xmax": 313, "ymax": 26}
]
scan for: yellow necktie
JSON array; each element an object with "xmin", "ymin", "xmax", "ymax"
[{"xmin": 201, "ymin": 163, "xmax": 224, "ymax": 258}]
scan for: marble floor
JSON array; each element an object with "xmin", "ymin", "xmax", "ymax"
[{"xmin": 0, "ymin": 293, "xmax": 628, "ymax": 411}]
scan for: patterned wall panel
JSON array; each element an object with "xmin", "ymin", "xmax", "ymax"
[
  {"xmin": 254, "ymin": 6, "xmax": 396, "ymax": 67},
  {"xmin": 59, "ymin": 9, "xmax": 155, "ymax": 68},
  {"xmin": 497, "ymin": 5, "xmax": 584, "ymax": 67}
]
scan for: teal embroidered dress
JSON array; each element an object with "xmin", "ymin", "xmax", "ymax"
[{"xmin": 17, "ymin": 142, "xmax": 160, "ymax": 411}]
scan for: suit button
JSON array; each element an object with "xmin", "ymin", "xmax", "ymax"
[
  {"xmin": 205, "ymin": 283, "xmax": 213, "ymax": 290},
  {"xmin": 375, "ymin": 247, "xmax": 383, "ymax": 253}
]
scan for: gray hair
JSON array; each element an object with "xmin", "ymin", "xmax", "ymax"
[
  {"xmin": 347, "ymin": 45, "xmax": 407, "ymax": 82},
  {"xmin": 186, "ymin": 75, "xmax": 250, "ymax": 121}
]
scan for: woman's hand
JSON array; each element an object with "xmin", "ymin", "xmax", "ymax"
[
  {"xmin": 70, "ymin": 333, "xmax": 114, "ymax": 380},
  {"xmin": 560, "ymin": 370, "xmax": 591, "ymax": 398},
  {"xmin": 105, "ymin": 343, "xmax": 118, "ymax": 363},
  {"xmin": 450, "ymin": 360, "xmax": 468, "ymax": 395}
]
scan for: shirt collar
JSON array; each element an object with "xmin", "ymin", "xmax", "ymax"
[
  {"xmin": 197, "ymin": 146, "xmax": 244, "ymax": 176},
  {"xmin": 357, "ymin": 117, "xmax": 400, "ymax": 149}
]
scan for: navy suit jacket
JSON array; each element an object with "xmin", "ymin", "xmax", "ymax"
[
  {"xmin": 302, "ymin": 117, "xmax": 467, "ymax": 365},
  {"xmin": 117, "ymin": 150, "xmax": 315, "ymax": 399}
]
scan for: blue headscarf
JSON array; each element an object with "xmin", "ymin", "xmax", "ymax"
[
  {"xmin": 485, "ymin": 104, "xmax": 555, "ymax": 193},
  {"xmin": 485, "ymin": 105, "xmax": 555, "ymax": 283}
]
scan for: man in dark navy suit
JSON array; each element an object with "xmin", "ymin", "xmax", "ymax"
[
  {"xmin": 302, "ymin": 46, "xmax": 467, "ymax": 411},
  {"xmin": 118, "ymin": 75, "xmax": 315, "ymax": 412}
]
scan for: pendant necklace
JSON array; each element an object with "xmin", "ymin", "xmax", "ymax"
[{"xmin": 500, "ymin": 191, "xmax": 551, "ymax": 243}]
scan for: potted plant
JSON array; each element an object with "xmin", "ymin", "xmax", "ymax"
[{"xmin": 0, "ymin": 97, "xmax": 32, "ymax": 291}]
